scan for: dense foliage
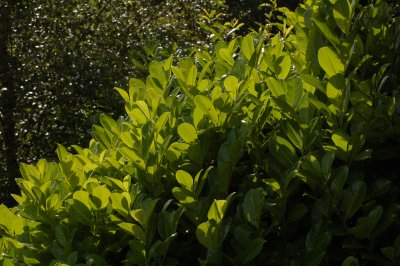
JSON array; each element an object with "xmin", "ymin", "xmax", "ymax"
[
  {"xmin": 0, "ymin": 0, "xmax": 229, "ymax": 205},
  {"xmin": 1, "ymin": 0, "xmax": 400, "ymax": 265}
]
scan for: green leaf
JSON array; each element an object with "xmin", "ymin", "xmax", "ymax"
[
  {"xmin": 119, "ymin": 147, "xmax": 146, "ymax": 170},
  {"xmin": 176, "ymin": 170, "xmax": 194, "ymax": 192},
  {"xmin": 241, "ymin": 35, "xmax": 255, "ymax": 61},
  {"xmin": 100, "ymin": 114, "xmax": 118, "ymax": 134},
  {"xmin": 90, "ymin": 185, "xmax": 111, "ymax": 210},
  {"xmin": 327, "ymin": 74, "xmax": 346, "ymax": 107},
  {"xmin": 55, "ymin": 224, "xmax": 68, "ymax": 247},
  {"xmin": 194, "ymin": 95, "xmax": 219, "ymax": 125},
  {"xmin": 234, "ymin": 238, "xmax": 266, "ymax": 265},
  {"xmin": 381, "ymin": 247, "xmax": 395, "ymax": 261},
  {"xmin": 67, "ymin": 199, "xmax": 93, "ymax": 225},
  {"xmin": 149, "ymin": 61, "xmax": 167, "ymax": 89},
  {"xmin": 172, "ymin": 187, "xmax": 196, "ymax": 207},
  {"xmin": 312, "ymin": 18, "xmax": 340, "ymax": 49},
  {"xmin": 196, "ymin": 220, "xmax": 218, "ymax": 250},
  {"xmin": 140, "ymin": 198, "xmax": 159, "ymax": 226},
  {"xmin": 111, "ymin": 192, "xmax": 130, "ymax": 216},
  {"xmin": 219, "ymin": 48, "xmax": 234, "ymax": 66},
  {"xmin": 332, "ymin": 130, "xmax": 350, "ymax": 152},
  {"xmin": 224, "ymin": 76, "xmax": 239, "ymax": 99},
  {"xmin": 155, "ymin": 112, "xmax": 170, "ymax": 133},
  {"xmin": 136, "ymin": 101, "xmax": 151, "ymax": 119},
  {"xmin": 130, "ymin": 209, "xmax": 146, "ymax": 227},
  {"xmin": 186, "ymin": 64, "xmax": 198, "ymax": 87},
  {"xmin": 207, "ymin": 200, "xmax": 228, "ymax": 224},
  {"xmin": 92, "ymin": 125, "xmax": 112, "ymax": 148},
  {"xmin": 266, "ymin": 77, "xmax": 286, "ymax": 98},
  {"xmin": 341, "ymin": 180, "xmax": 366, "ymax": 219},
  {"xmin": 342, "ymin": 256, "xmax": 359, "ymax": 266},
  {"xmin": 73, "ymin": 191, "xmax": 91, "ymax": 209},
  {"xmin": 285, "ymin": 77, "xmax": 303, "ymax": 110},
  {"xmin": 194, "ymin": 167, "xmax": 212, "ymax": 197},
  {"xmin": 242, "ymin": 188, "xmax": 266, "ymax": 227},
  {"xmin": 269, "ymin": 135, "xmax": 297, "ymax": 168},
  {"xmin": 177, "ymin": 123, "xmax": 198, "ymax": 143},
  {"xmin": 0, "ymin": 204, "xmax": 24, "ymax": 236},
  {"xmin": 318, "ymin": 47, "xmax": 344, "ymax": 77},
  {"xmin": 127, "ymin": 239, "xmax": 146, "ymax": 264},
  {"xmin": 23, "ymin": 256, "xmax": 40, "ymax": 265},
  {"xmin": 118, "ymin": 222, "xmax": 146, "ymax": 243},
  {"xmin": 115, "ymin": 88, "xmax": 129, "ymax": 102},
  {"xmin": 276, "ymin": 55, "xmax": 291, "ymax": 79},
  {"xmin": 333, "ymin": 0, "xmax": 352, "ymax": 34},
  {"xmin": 330, "ymin": 166, "xmax": 349, "ymax": 206},
  {"xmin": 349, "ymin": 205, "xmax": 383, "ymax": 239},
  {"xmin": 157, "ymin": 207, "xmax": 184, "ymax": 240},
  {"xmin": 321, "ymin": 152, "xmax": 335, "ymax": 181},
  {"xmin": 284, "ymin": 120, "xmax": 303, "ymax": 151}
]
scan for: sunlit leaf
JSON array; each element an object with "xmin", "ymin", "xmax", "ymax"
[
  {"xmin": 333, "ymin": 0, "xmax": 352, "ymax": 34},
  {"xmin": 177, "ymin": 123, "xmax": 198, "ymax": 143},
  {"xmin": 318, "ymin": 47, "xmax": 344, "ymax": 77}
]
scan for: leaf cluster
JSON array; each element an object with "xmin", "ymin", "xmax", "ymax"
[{"xmin": 1, "ymin": 0, "xmax": 400, "ymax": 265}]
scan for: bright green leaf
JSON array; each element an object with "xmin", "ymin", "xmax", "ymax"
[
  {"xmin": 224, "ymin": 76, "xmax": 239, "ymax": 99},
  {"xmin": 207, "ymin": 200, "xmax": 228, "ymax": 224},
  {"xmin": 177, "ymin": 123, "xmax": 197, "ymax": 143},
  {"xmin": 196, "ymin": 220, "xmax": 218, "ymax": 250},
  {"xmin": 318, "ymin": 47, "xmax": 344, "ymax": 77},
  {"xmin": 176, "ymin": 170, "xmax": 193, "ymax": 192},
  {"xmin": 118, "ymin": 222, "xmax": 146, "ymax": 243},
  {"xmin": 241, "ymin": 35, "xmax": 255, "ymax": 61}
]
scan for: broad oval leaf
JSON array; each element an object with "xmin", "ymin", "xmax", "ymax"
[
  {"xmin": 177, "ymin": 123, "xmax": 197, "ymax": 143},
  {"xmin": 219, "ymin": 48, "xmax": 235, "ymax": 66},
  {"xmin": 196, "ymin": 220, "xmax": 218, "ymax": 250},
  {"xmin": 176, "ymin": 170, "xmax": 193, "ymax": 192},
  {"xmin": 90, "ymin": 185, "xmax": 111, "ymax": 210},
  {"xmin": 318, "ymin": 47, "xmax": 344, "ymax": 77},
  {"xmin": 224, "ymin": 76, "xmax": 239, "ymax": 99},
  {"xmin": 243, "ymin": 188, "xmax": 266, "ymax": 227}
]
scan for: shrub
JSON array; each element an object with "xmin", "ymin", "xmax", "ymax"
[{"xmin": 1, "ymin": 0, "xmax": 400, "ymax": 265}]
